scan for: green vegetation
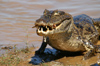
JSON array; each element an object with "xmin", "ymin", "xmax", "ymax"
[{"xmin": 0, "ymin": 45, "xmax": 30, "ymax": 66}]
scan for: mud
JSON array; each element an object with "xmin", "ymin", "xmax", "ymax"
[{"xmin": 24, "ymin": 41, "xmax": 100, "ymax": 66}]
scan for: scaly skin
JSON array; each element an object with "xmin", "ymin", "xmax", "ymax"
[
  {"xmin": 93, "ymin": 18, "xmax": 100, "ymax": 35},
  {"xmin": 33, "ymin": 9, "xmax": 100, "ymax": 60}
]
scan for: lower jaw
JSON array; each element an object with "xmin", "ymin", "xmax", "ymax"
[
  {"xmin": 37, "ymin": 32, "xmax": 43, "ymax": 36},
  {"xmin": 36, "ymin": 29, "xmax": 50, "ymax": 36},
  {"xmin": 37, "ymin": 31, "xmax": 48, "ymax": 36}
]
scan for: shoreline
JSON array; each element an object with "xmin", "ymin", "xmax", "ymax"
[{"xmin": 0, "ymin": 41, "xmax": 100, "ymax": 66}]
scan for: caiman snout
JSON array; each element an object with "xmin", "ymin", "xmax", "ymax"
[{"xmin": 32, "ymin": 20, "xmax": 56, "ymax": 36}]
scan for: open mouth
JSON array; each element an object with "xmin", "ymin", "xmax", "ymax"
[
  {"xmin": 32, "ymin": 22, "xmax": 61, "ymax": 35},
  {"xmin": 38, "ymin": 25, "xmax": 53, "ymax": 32},
  {"xmin": 36, "ymin": 25, "xmax": 54, "ymax": 35},
  {"xmin": 32, "ymin": 18, "xmax": 70, "ymax": 35}
]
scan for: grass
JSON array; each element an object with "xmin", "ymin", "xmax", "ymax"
[
  {"xmin": 0, "ymin": 45, "xmax": 84, "ymax": 66},
  {"xmin": 0, "ymin": 44, "xmax": 30, "ymax": 66},
  {"xmin": 0, "ymin": 54, "xmax": 21, "ymax": 66},
  {"xmin": 0, "ymin": 27, "xmax": 30, "ymax": 66},
  {"xmin": 0, "ymin": 27, "xmax": 33, "ymax": 66}
]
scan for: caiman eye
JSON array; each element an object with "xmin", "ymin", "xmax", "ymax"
[{"xmin": 54, "ymin": 12, "xmax": 60, "ymax": 16}]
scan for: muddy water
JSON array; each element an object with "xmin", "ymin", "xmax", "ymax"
[{"xmin": 0, "ymin": 0, "xmax": 100, "ymax": 54}]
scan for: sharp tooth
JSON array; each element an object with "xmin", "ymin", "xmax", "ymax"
[
  {"xmin": 41, "ymin": 27, "xmax": 43, "ymax": 31},
  {"xmin": 47, "ymin": 27, "xmax": 49, "ymax": 30},
  {"xmin": 46, "ymin": 26, "xmax": 47, "ymax": 28}
]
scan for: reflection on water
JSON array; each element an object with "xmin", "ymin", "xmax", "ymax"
[{"xmin": 0, "ymin": 0, "xmax": 100, "ymax": 53}]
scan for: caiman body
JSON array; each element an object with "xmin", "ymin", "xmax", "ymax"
[{"xmin": 33, "ymin": 9, "xmax": 100, "ymax": 60}]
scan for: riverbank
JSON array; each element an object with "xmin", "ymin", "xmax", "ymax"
[{"xmin": 0, "ymin": 41, "xmax": 100, "ymax": 66}]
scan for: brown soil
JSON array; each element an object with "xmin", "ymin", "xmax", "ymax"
[
  {"xmin": 1, "ymin": 41, "xmax": 100, "ymax": 66},
  {"xmin": 20, "ymin": 41, "xmax": 100, "ymax": 66}
]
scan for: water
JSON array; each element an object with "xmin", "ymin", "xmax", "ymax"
[{"xmin": 0, "ymin": 0, "xmax": 100, "ymax": 54}]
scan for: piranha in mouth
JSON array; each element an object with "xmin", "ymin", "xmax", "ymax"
[{"xmin": 32, "ymin": 9, "xmax": 72, "ymax": 36}]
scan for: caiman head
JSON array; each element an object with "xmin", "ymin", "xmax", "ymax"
[{"xmin": 33, "ymin": 9, "xmax": 73, "ymax": 36}]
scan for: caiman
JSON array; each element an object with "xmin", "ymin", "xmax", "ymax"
[{"xmin": 32, "ymin": 9, "xmax": 100, "ymax": 60}]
